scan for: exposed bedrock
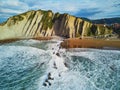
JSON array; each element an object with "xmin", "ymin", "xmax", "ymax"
[{"xmin": 0, "ymin": 10, "xmax": 115, "ymax": 40}]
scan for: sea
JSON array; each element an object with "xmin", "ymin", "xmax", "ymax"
[{"xmin": 0, "ymin": 39, "xmax": 119, "ymax": 90}]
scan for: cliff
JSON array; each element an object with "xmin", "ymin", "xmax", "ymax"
[{"xmin": 0, "ymin": 10, "xmax": 115, "ymax": 40}]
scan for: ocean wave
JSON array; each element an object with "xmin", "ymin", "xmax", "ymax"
[{"xmin": 0, "ymin": 40, "xmax": 120, "ymax": 90}]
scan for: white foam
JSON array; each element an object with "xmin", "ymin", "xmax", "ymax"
[{"xmin": 0, "ymin": 40, "xmax": 120, "ymax": 90}]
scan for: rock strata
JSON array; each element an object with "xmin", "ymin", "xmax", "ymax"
[{"xmin": 0, "ymin": 10, "xmax": 115, "ymax": 40}]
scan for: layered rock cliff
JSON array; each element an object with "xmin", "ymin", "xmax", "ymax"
[{"xmin": 0, "ymin": 10, "xmax": 114, "ymax": 40}]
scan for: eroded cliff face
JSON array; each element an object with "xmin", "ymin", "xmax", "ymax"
[{"xmin": 0, "ymin": 10, "xmax": 113, "ymax": 40}]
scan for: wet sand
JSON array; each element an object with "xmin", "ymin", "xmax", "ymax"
[{"xmin": 61, "ymin": 38, "xmax": 120, "ymax": 49}]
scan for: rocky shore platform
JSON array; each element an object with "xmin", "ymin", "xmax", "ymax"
[
  {"xmin": 61, "ymin": 38, "xmax": 120, "ymax": 49},
  {"xmin": 0, "ymin": 37, "xmax": 52, "ymax": 44},
  {"xmin": 0, "ymin": 36, "xmax": 120, "ymax": 50}
]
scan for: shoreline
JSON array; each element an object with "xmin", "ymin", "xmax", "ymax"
[
  {"xmin": 0, "ymin": 37, "xmax": 52, "ymax": 44},
  {"xmin": 0, "ymin": 37, "xmax": 120, "ymax": 50},
  {"xmin": 60, "ymin": 38, "xmax": 120, "ymax": 49}
]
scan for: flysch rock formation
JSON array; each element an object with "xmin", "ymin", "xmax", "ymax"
[{"xmin": 0, "ymin": 9, "xmax": 114, "ymax": 40}]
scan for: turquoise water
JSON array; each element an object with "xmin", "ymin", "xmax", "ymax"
[{"xmin": 0, "ymin": 40, "xmax": 120, "ymax": 90}]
